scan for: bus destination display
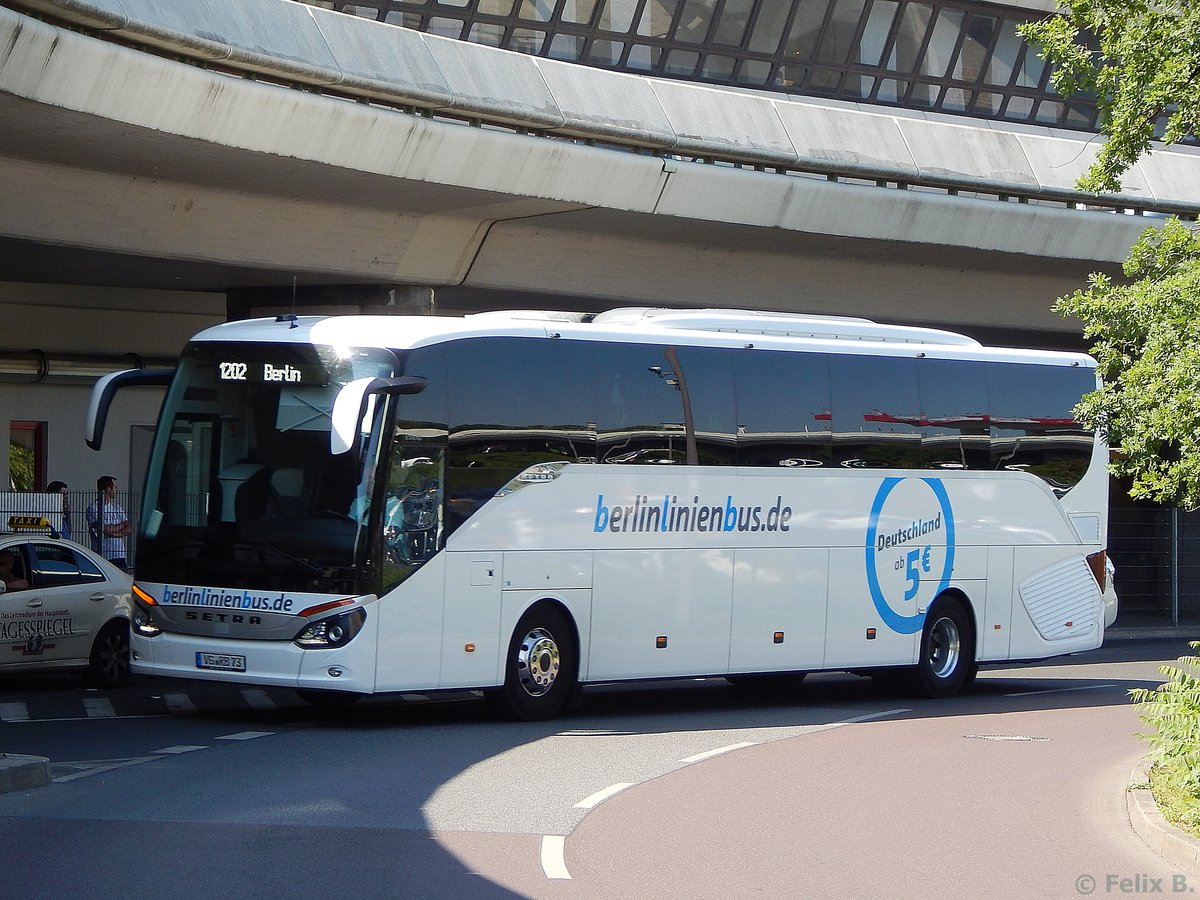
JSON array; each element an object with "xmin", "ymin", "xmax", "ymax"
[{"xmin": 216, "ymin": 360, "xmax": 325, "ymax": 384}]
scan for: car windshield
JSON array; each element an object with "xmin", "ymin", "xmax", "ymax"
[{"xmin": 135, "ymin": 341, "xmax": 398, "ymax": 595}]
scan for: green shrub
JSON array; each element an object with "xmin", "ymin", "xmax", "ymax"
[{"xmin": 1131, "ymin": 641, "xmax": 1200, "ymax": 836}]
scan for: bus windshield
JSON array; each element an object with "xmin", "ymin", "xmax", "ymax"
[{"xmin": 135, "ymin": 341, "xmax": 399, "ymax": 595}]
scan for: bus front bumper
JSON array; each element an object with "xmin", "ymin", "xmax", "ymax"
[{"xmin": 130, "ymin": 625, "xmax": 378, "ymax": 694}]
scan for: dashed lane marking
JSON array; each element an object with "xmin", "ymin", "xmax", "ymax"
[
  {"xmin": 679, "ymin": 741, "xmax": 757, "ymax": 764},
  {"xmin": 574, "ymin": 783, "xmax": 634, "ymax": 810},
  {"xmin": 216, "ymin": 731, "xmax": 273, "ymax": 741},
  {"xmin": 83, "ymin": 697, "xmax": 115, "ymax": 718},
  {"xmin": 53, "ymin": 756, "xmax": 162, "ymax": 783},
  {"xmin": 152, "ymin": 745, "xmax": 208, "ymax": 754},
  {"xmin": 540, "ymin": 836, "xmax": 570, "ymax": 880},
  {"xmin": 0, "ymin": 701, "xmax": 29, "ymax": 721},
  {"xmin": 1004, "ymin": 683, "xmax": 1117, "ymax": 697},
  {"xmin": 539, "ymin": 706, "xmax": 912, "ymax": 882},
  {"xmin": 241, "ymin": 690, "xmax": 276, "ymax": 710},
  {"xmin": 162, "ymin": 692, "xmax": 197, "ymax": 713}
]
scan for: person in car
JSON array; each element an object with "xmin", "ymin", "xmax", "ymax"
[{"xmin": 0, "ymin": 549, "xmax": 29, "ymax": 591}]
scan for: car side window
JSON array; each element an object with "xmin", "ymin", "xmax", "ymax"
[
  {"xmin": 30, "ymin": 543, "xmax": 99, "ymax": 588},
  {"xmin": 74, "ymin": 550, "xmax": 106, "ymax": 582},
  {"xmin": 0, "ymin": 543, "xmax": 30, "ymax": 591}
]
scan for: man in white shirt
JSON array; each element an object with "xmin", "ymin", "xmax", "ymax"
[{"xmin": 85, "ymin": 474, "xmax": 131, "ymax": 571}]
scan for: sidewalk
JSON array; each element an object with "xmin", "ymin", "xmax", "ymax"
[
  {"xmin": 1106, "ymin": 625, "xmax": 1199, "ymax": 641},
  {"xmin": 1128, "ymin": 760, "xmax": 1200, "ymax": 877},
  {"xmin": 0, "ymin": 753, "xmax": 49, "ymax": 793}
]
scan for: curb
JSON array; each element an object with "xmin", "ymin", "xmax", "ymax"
[
  {"xmin": 0, "ymin": 752, "xmax": 50, "ymax": 793},
  {"xmin": 1128, "ymin": 760, "xmax": 1200, "ymax": 875}
]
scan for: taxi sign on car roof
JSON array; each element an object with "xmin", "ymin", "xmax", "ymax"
[{"xmin": 0, "ymin": 493, "xmax": 63, "ymax": 536}]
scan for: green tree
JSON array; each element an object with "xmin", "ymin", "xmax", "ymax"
[
  {"xmin": 8, "ymin": 441, "xmax": 33, "ymax": 491},
  {"xmin": 1055, "ymin": 218, "xmax": 1200, "ymax": 507},
  {"xmin": 1019, "ymin": 1, "xmax": 1200, "ymax": 194},
  {"xmin": 1021, "ymin": 3, "xmax": 1200, "ymax": 506}
]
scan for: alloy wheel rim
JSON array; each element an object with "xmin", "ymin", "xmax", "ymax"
[
  {"xmin": 928, "ymin": 615, "xmax": 960, "ymax": 679},
  {"xmin": 516, "ymin": 627, "xmax": 560, "ymax": 697}
]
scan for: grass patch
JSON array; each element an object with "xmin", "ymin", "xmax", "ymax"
[
  {"xmin": 1132, "ymin": 641, "xmax": 1200, "ymax": 841},
  {"xmin": 1149, "ymin": 757, "xmax": 1200, "ymax": 840}
]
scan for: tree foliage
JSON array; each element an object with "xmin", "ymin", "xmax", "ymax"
[
  {"xmin": 1019, "ymin": 1, "xmax": 1200, "ymax": 194},
  {"xmin": 1056, "ymin": 218, "xmax": 1200, "ymax": 507},
  {"xmin": 7, "ymin": 441, "xmax": 33, "ymax": 491},
  {"xmin": 1130, "ymin": 642, "xmax": 1200, "ymax": 802}
]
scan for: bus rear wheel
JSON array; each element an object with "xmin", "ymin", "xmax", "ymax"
[
  {"xmin": 491, "ymin": 605, "xmax": 577, "ymax": 721},
  {"xmin": 914, "ymin": 599, "xmax": 976, "ymax": 698}
]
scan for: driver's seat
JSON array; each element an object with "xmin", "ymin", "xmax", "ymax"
[{"xmin": 266, "ymin": 467, "xmax": 312, "ymax": 517}]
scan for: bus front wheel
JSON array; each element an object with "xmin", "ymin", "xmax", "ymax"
[
  {"xmin": 491, "ymin": 605, "xmax": 577, "ymax": 721},
  {"xmin": 914, "ymin": 599, "xmax": 976, "ymax": 699}
]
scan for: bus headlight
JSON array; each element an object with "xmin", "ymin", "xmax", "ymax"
[
  {"xmin": 293, "ymin": 608, "xmax": 366, "ymax": 649},
  {"xmin": 132, "ymin": 608, "xmax": 161, "ymax": 637}
]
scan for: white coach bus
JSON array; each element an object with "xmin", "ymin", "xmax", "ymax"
[{"xmin": 87, "ymin": 307, "xmax": 1112, "ymax": 719}]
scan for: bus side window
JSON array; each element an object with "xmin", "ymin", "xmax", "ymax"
[
  {"xmin": 917, "ymin": 358, "xmax": 990, "ymax": 471},
  {"xmin": 735, "ymin": 350, "xmax": 832, "ymax": 467},
  {"xmin": 989, "ymin": 363, "xmax": 1094, "ymax": 492},
  {"xmin": 829, "ymin": 355, "xmax": 922, "ymax": 469}
]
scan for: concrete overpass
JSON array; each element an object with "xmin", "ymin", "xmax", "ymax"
[{"xmin": 3, "ymin": 0, "xmax": 1200, "ymax": 489}]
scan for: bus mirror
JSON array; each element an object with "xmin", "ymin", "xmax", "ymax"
[
  {"xmin": 86, "ymin": 368, "xmax": 175, "ymax": 451},
  {"xmin": 330, "ymin": 375, "xmax": 427, "ymax": 455}
]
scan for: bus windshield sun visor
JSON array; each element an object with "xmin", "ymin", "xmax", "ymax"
[
  {"xmin": 85, "ymin": 368, "xmax": 175, "ymax": 451},
  {"xmin": 330, "ymin": 375, "xmax": 427, "ymax": 455}
]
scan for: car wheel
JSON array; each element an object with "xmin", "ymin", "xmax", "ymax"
[{"xmin": 86, "ymin": 621, "xmax": 130, "ymax": 688}]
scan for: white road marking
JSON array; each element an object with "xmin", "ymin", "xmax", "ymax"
[
  {"xmin": 163, "ymin": 692, "xmax": 196, "ymax": 713},
  {"xmin": 152, "ymin": 744, "xmax": 207, "ymax": 754},
  {"xmin": 830, "ymin": 708, "xmax": 910, "ymax": 726},
  {"xmin": 0, "ymin": 701, "xmax": 29, "ymax": 721},
  {"xmin": 83, "ymin": 697, "xmax": 115, "ymax": 718},
  {"xmin": 0, "ymin": 714, "xmax": 167, "ymax": 724},
  {"xmin": 216, "ymin": 731, "xmax": 273, "ymax": 741},
  {"xmin": 241, "ymin": 689, "xmax": 276, "ymax": 710},
  {"xmin": 53, "ymin": 756, "xmax": 161, "ymax": 783},
  {"xmin": 540, "ymin": 835, "xmax": 571, "ymax": 880},
  {"xmin": 1004, "ymin": 683, "xmax": 1116, "ymax": 697},
  {"xmin": 574, "ymin": 782, "xmax": 634, "ymax": 809},
  {"xmin": 679, "ymin": 741, "xmax": 757, "ymax": 764}
]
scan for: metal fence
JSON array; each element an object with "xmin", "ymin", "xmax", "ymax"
[
  {"xmin": 1, "ymin": 489, "xmax": 139, "ymax": 570},
  {"xmin": 1108, "ymin": 507, "xmax": 1200, "ymax": 627}
]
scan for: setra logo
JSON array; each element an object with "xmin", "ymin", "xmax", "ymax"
[{"xmin": 864, "ymin": 477, "xmax": 956, "ymax": 634}]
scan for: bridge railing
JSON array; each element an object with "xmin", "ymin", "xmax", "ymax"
[{"xmin": 6, "ymin": 0, "xmax": 1200, "ymax": 220}]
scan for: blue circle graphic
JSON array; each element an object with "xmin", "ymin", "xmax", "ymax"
[{"xmin": 864, "ymin": 477, "xmax": 956, "ymax": 634}]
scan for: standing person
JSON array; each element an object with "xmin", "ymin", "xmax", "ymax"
[
  {"xmin": 44, "ymin": 480, "xmax": 71, "ymax": 541},
  {"xmin": 85, "ymin": 475, "xmax": 131, "ymax": 571}
]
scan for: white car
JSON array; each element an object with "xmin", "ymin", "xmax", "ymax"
[{"xmin": 0, "ymin": 535, "xmax": 133, "ymax": 686}]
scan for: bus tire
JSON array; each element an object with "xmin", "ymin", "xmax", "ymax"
[
  {"xmin": 494, "ymin": 604, "xmax": 577, "ymax": 721},
  {"xmin": 85, "ymin": 621, "xmax": 130, "ymax": 688},
  {"xmin": 915, "ymin": 598, "xmax": 975, "ymax": 699}
]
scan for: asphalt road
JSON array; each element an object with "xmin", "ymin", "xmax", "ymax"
[{"xmin": 0, "ymin": 637, "xmax": 1193, "ymax": 899}]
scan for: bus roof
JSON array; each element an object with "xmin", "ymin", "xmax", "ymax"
[{"xmin": 191, "ymin": 308, "xmax": 1094, "ymax": 368}]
